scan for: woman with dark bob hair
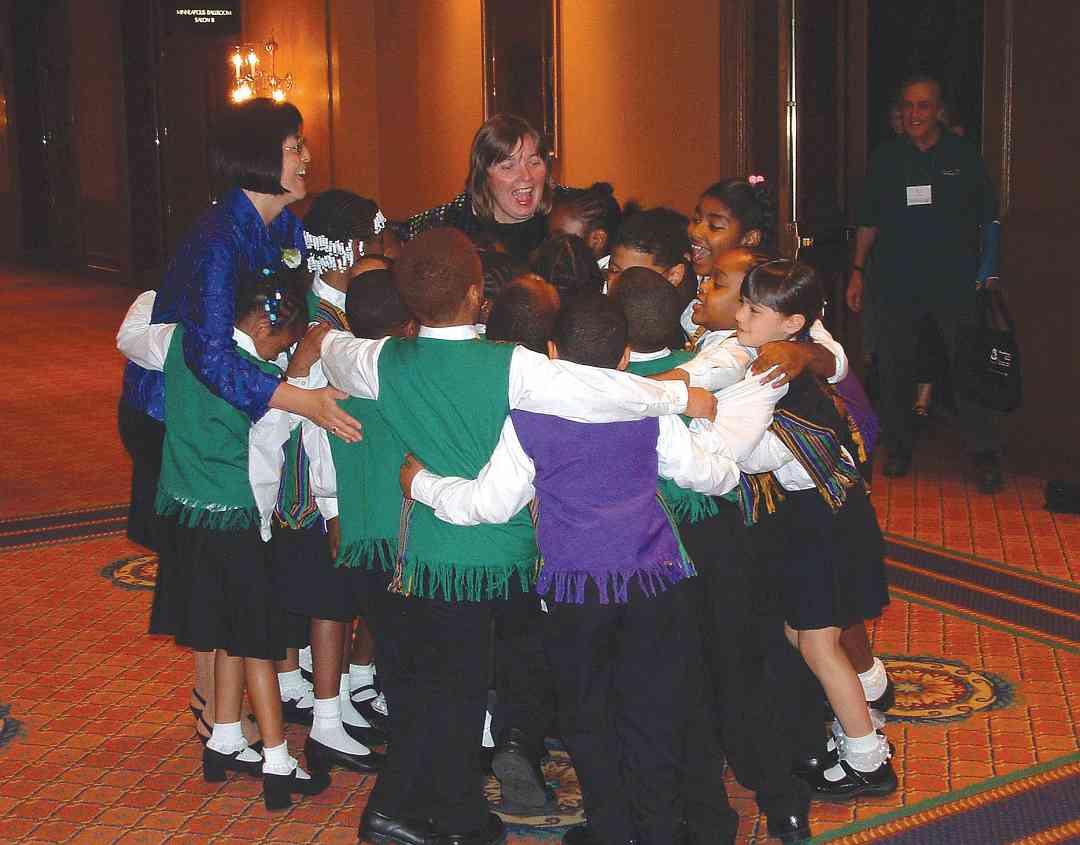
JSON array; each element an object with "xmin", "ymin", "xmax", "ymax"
[
  {"xmin": 118, "ymin": 98, "xmax": 360, "ymax": 759},
  {"xmin": 397, "ymin": 113, "xmax": 567, "ymax": 261}
]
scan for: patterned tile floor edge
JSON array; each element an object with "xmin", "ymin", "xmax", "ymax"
[{"xmin": 813, "ymin": 754, "xmax": 1080, "ymax": 844}]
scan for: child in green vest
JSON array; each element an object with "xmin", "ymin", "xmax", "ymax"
[
  {"xmin": 118, "ymin": 267, "xmax": 333, "ymax": 811},
  {"xmin": 309, "ymin": 227, "xmax": 716, "ymax": 845},
  {"xmin": 271, "ymin": 192, "xmax": 393, "ymax": 772}
]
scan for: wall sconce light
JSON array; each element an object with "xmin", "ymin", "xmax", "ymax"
[{"xmin": 230, "ymin": 36, "xmax": 293, "ymax": 104}]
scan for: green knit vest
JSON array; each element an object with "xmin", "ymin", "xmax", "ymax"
[
  {"xmin": 329, "ymin": 397, "xmax": 404, "ymax": 571},
  {"xmin": 156, "ymin": 326, "xmax": 282, "ymax": 530},
  {"xmin": 376, "ymin": 336, "xmax": 538, "ymax": 601},
  {"xmin": 627, "ymin": 350, "xmax": 725, "ymax": 523}
]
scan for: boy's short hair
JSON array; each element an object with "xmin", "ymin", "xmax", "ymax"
[
  {"xmin": 486, "ymin": 274, "xmax": 560, "ymax": 354},
  {"xmin": 611, "ymin": 207, "xmax": 690, "ymax": 269},
  {"xmin": 345, "ymin": 269, "xmax": 414, "ymax": 339},
  {"xmin": 210, "ymin": 98, "xmax": 302, "ymax": 195},
  {"xmin": 393, "ymin": 227, "xmax": 481, "ymax": 324},
  {"xmin": 609, "ymin": 267, "xmax": 683, "ymax": 353},
  {"xmin": 553, "ymin": 293, "xmax": 627, "ymax": 369}
]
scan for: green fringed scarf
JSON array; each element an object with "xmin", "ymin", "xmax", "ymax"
[
  {"xmin": 736, "ymin": 375, "xmax": 864, "ymax": 527},
  {"xmin": 376, "ymin": 336, "xmax": 539, "ymax": 602},
  {"xmin": 328, "ymin": 397, "xmax": 405, "ymax": 571},
  {"xmin": 627, "ymin": 350, "xmax": 726, "ymax": 524},
  {"xmin": 274, "ymin": 292, "xmax": 350, "ymax": 530},
  {"xmin": 156, "ymin": 326, "xmax": 282, "ymax": 530}
]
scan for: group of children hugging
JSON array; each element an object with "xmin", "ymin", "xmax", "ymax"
[{"xmin": 117, "ymin": 175, "xmax": 894, "ymax": 845}]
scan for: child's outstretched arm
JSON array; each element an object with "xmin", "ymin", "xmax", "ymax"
[
  {"xmin": 509, "ymin": 346, "xmax": 718, "ymax": 421},
  {"xmin": 403, "ymin": 418, "xmax": 536, "ymax": 527},
  {"xmin": 116, "ymin": 291, "xmax": 176, "ymax": 372},
  {"xmin": 656, "ymin": 415, "xmax": 741, "ymax": 496},
  {"xmin": 689, "ymin": 368, "xmax": 789, "ymax": 462}
]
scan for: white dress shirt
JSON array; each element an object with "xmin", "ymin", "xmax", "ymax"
[
  {"xmin": 319, "ymin": 323, "xmax": 691, "ymax": 422},
  {"xmin": 410, "ymin": 413, "xmax": 741, "ymax": 527},
  {"xmin": 116, "ymin": 291, "xmax": 300, "ymax": 540}
]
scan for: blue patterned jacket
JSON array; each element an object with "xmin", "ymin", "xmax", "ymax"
[{"xmin": 121, "ymin": 189, "xmax": 304, "ymax": 422}]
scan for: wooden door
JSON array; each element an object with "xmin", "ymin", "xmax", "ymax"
[{"xmin": 776, "ymin": 0, "xmax": 864, "ymax": 352}]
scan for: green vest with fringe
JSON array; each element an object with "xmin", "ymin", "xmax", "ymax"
[
  {"xmin": 329, "ymin": 397, "xmax": 404, "ymax": 572},
  {"xmin": 156, "ymin": 326, "xmax": 282, "ymax": 530},
  {"xmin": 627, "ymin": 350, "xmax": 726, "ymax": 524},
  {"xmin": 377, "ymin": 335, "xmax": 538, "ymax": 601}
]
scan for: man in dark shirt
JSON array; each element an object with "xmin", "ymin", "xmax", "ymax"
[{"xmin": 847, "ymin": 75, "xmax": 1003, "ymax": 492}]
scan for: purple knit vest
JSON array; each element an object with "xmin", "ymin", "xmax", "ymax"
[{"xmin": 510, "ymin": 410, "xmax": 691, "ymax": 604}]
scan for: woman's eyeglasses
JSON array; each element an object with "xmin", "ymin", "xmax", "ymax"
[{"xmin": 282, "ymin": 137, "xmax": 306, "ymax": 155}]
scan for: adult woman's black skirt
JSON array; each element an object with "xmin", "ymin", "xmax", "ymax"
[
  {"xmin": 117, "ymin": 401, "xmax": 166, "ymax": 552},
  {"xmin": 763, "ymin": 484, "xmax": 888, "ymax": 631},
  {"xmin": 150, "ymin": 522, "xmax": 288, "ymax": 661}
]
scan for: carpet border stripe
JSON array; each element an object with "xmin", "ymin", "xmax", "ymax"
[{"xmin": 816, "ymin": 754, "xmax": 1080, "ymax": 843}]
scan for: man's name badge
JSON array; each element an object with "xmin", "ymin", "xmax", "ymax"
[{"xmin": 906, "ymin": 185, "xmax": 933, "ymax": 206}]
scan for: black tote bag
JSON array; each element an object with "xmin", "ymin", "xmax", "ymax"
[{"xmin": 956, "ymin": 289, "xmax": 1022, "ymax": 412}]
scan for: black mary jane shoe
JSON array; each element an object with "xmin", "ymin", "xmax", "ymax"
[
  {"xmin": 805, "ymin": 758, "xmax": 897, "ymax": 802},
  {"xmin": 281, "ymin": 697, "xmax": 314, "ymax": 726},
  {"xmin": 304, "ymin": 736, "xmax": 383, "ymax": 775},
  {"xmin": 491, "ymin": 731, "xmax": 550, "ymax": 809},
  {"xmin": 868, "ymin": 677, "xmax": 896, "ymax": 714},
  {"xmin": 202, "ymin": 745, "xmax": 263, "ymax": 781},
  {"xmin": 343, "ymin": 720, "xmax": 386, "ymax": 747},
  {"xmin": 355, "ymin": 695, "xmax": 391, "ymax": 734},
  {"xmin": 430, "ymin": 812, "xmax": 506, "ymax": 845},
  {"xmin": 792, "ymin": 744, "xmax": 838, "ymax": 779},
  {"xmin": 359, "ymin": 808, "xmax": 434, "ymax": 845},
  {"xmin": 262, "ymin": 766, "xmax": 330, "ymax": 811},
  {"xmin": 766, "ymin": 812, "xmax": 812, "ymax": 844}
]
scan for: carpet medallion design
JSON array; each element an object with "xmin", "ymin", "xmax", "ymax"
[
  {"xmin": 101, "ymin": 554, "xmax": 158, "ymax": 591},
  {"xmin": 880, "ymin": 656, "xmax": 1012, "ymax": 724}
]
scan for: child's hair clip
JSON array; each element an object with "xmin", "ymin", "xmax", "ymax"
[
  {"xmin": 263, "ymin": 289, "xmax": 284, "ymax": 325},
  {"xmin": 748, "ymin": 174, "xmax": 766, "ymax": 185},
  {"xmin": 373, "ymin": 209, "xmax": 387, "ymax": 234}
]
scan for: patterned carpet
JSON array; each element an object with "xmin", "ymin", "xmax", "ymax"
[{"xmin": 1, "ymin": 264, "xmax": 1078, "ymax": 844}]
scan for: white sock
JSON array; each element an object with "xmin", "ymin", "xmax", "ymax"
[
  {"xmin": 299, "ymin": 646, "xmax": 313, "ymax": 673},
  {"xmin": 842, "ymin": 731, "xmax": 890, "ymax": 772},
  {"xmin": 310, "ymin": 696, "xmax": 372, "ymax": 756},
  {"xmin": 340, "ymin": 674, "xmax": 372, "ymax": 728},
  {"xmin": 278, "ymin": 669, "xmax": 313, "ymax": 705},
  {"xmin": 859, "ymin": 658, "xmax": 889, "ymax": 701},
  {"xmin": 262, "ymin": 740, "xmax": 310, "ymax": 779},
  {"xmin": 207, "ymin": 720, "xmax": 261, "ymax": 762},
  {"xmin": 349, "ymin": 663, "xmax": 377, "ymax": 701},
  {"xmin": 481, "ymin": 710, "xmax": 494, "ymax": 748}
]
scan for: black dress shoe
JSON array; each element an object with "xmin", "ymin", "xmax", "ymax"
[
  {"xmin": 974, "ymin": 451, "xmax": 1003, "ymax": 494},
  {"xmin": 430, "ymin": 812, "xmax": 505, "ymax": 845},
  {"xmin": 804, "ymin": 758, "xmax": 897, "ymax": 802},
  {"xmin": 304, "ymin": 736, "xmax": 383, "ymax": 775},
  {"xmin": 262, "ymin": 766, "xmax": 330, "ymax": 811},
  {"xmin": 791, "ymin": 744, "xmax": 838, "ymax": 779},
  {"xmin": 202, "ymin": 745, "xmax": 263, "ymax": 781},
  {"xmin": 883, "ymin": 450, "xmax": 911, "ymax": 478},
  {"xmin": 492, "ymin": 733, "xmax": 549, "ymax": 809},
  {"xmin": 766, "ymin": 812, "xmax": 812, "ymax": 844},
  {"xmin": 343, "ymin": 720, "xmax": 387, "ymax": 747},
  {"xmin": 868, "ymin": 677, "xmax": 896, "ymax": 714},
  {"xmin": 359, "ymin": 809, "xmax": 434, "ymax": 845},
  {"xmin": 282, "ymin": 696, "xmax": 314, "ymax": 726}
]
